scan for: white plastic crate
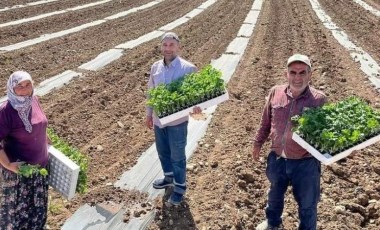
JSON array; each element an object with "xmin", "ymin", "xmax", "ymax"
[
  {"xmin": 292, "ymin": 132, "xmax": 380, "ymax": 165},
  {"xmin": 48, "ymin": 145, "xmax": 80, "ymax": 200},
  {"xmin": 158, "ymin": 91, "xmax": 229, "ymax": 126}
]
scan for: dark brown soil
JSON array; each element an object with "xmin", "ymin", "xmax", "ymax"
[
  {"xmin": 0, "ymin": 0, "xmax": 37, "ymax": 8},
  {"xmin": 0, "ymin": 0, "xmax": 154, "ymax": 46},
  {"xmin": 364, "ymin": 0, "xmax": 380, "ymax": 8},
  {"xmin": 0, "ymin": 0, "xmax": 206, "ymax": 88},
  {"xmin": 318, "ymin": 0, "xmax": 380, "ymax": 63},
  {"xmin": 0, "ymin": 0, "xmax": 100, "ymax": 21}
]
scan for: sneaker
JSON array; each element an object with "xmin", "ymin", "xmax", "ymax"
[
  {"xmin": 166, "ymin": 192, "xmax": 183, "ymax": 206},
  {"xmin": 256, "ymin": 220, "xmax": 283, "ymax": 230},
  {"xmin": 153, "ymin": 178, "xmax": 174, "ymax": 189}
]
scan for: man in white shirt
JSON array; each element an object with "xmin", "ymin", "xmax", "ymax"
[{"xmin": 146, "ymin": 32, "xmax": 201, "ymax": 206}]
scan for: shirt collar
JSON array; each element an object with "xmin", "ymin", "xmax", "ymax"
[
  {"xmin": 162, "ymin": 56, "xmax": 180, "ymax": 68},
  {"xmin": 285, "ymin": 85, "xmax": 311, "ymax": 99}
]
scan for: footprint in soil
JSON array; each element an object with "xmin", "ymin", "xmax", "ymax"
[{"xmin": 154, "ymin": 187, "xmax": 197, "ymax": 229}]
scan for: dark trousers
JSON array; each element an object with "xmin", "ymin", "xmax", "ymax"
[
  {"xmin": 154, "ymin": 122, "xmax": 188, "ymax": 195},
  {"xmin": 265, "ymin": 151, "xmax": 321, "ymax": 230}
]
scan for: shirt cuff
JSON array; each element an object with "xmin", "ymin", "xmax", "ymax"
[
  {"xmin": 253, "ymin": 141, "xmax": 263, "ymax": 148},
  {"xmin": 146, "ymin": 107, "xmax": 153, "ymax": 117}
]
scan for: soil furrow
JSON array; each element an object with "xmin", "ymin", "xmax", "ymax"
[
  {"xmin": 0, "ymin": 0, "xmax": 37, "ymax": 8},
  {"xmin": 0, "ymin": 0, "xmax": 101, "ymax": 22},
  {"xmin": 318, "ymin": 0, "xmax": 380, "ymax": 64},
  {"xmin": 0, "ymin": 0, "xmax": 205, "ymax": 90},
  {"xmin": 364, "ymin": 0, "xmax": 380, "ymax": 8},
  {"xmin": 0, "ymin": 0, "xmax": 153, "ymax": 46}
]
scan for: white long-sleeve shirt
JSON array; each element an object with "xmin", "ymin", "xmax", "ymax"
[{"xmin": 146, "ymin": 56, "xmax": 197, "ymax": 128}]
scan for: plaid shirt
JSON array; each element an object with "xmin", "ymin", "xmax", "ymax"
[{"xmin": 254, "ymin": 84, "xmax": 327, "ymax": 159}]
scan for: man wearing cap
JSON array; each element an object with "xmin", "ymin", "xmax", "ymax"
[
  {"xmin": 146, "ymin": 32, "xmax": 201, "ymax": 206},
  {"xmin": 253, "ymin": 54, "xmax": 327, "ymax": 230}
]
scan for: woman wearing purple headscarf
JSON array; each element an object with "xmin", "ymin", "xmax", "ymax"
[{"xmin": 0, "ymin": 71, "xmax": 49, "ymax": 229}]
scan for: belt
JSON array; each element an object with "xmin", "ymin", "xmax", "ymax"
[{"xmin": 276, "ymin": 150, "xmax": 314, "ymax": 161}]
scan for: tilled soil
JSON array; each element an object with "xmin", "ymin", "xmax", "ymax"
[
  {"xmin": 0, "ymin": 0, "xmax": 205, "ymax": 89},
  {"xmin": 318, "ymin": 0, "xmax": 380, "ymax": 63},
  {"xmin": 0, "ymin": 0, "xmax": 37, "ymax": 8},
  {"xmin": 0, "ymin": 0, "xmax": 379, "ymax": 229},
  {"xmin": 0, "ymin": 0, "xmax": 154, "ymax": 46},
  {"xmin": 0, "ymin": 0, "xmax": 100, "ymax": 22},
  {"xmin": 365, "ymin": 0, "xmax": 380, "ymax": 8}
]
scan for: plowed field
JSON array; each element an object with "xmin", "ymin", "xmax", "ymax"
[{"xmin": 1, "ymin": 0, "xmax": 379, "ymax": 229}]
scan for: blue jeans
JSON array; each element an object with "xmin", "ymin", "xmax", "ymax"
[
  {"xmin": 265, "ymin": 151, "xmax": 321, "ymax": 230},
  {"xmin": 154, "ymin": 122, "xmax": 188, "ymax": 195}
]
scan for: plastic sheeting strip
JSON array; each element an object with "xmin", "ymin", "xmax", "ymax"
[
  {"xmin": 0, "ymin": 0, "xmax": 59, "ymax": 13},
  {"xmin": 352, "ymin": 0, "xmax": 380, "ymax": 17},
  {"xmin": 310, "ymin": 0, "xmax": 380, "ymax": 89},
  {"xmin": 0, "ymin": 0, "xmax": 164, "ymax": 52},
  {"xmin": 0, "ymin": 0, "xmax": 113, "ymax": 28}
]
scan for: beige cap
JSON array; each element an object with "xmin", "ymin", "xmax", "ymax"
[
  {"xmin": 161, "ymin": 32, "xmax": 180, "ymax": 42},
  {"xmin": 287, "ymin": 54, "xmax": 311, "ymax": 68}
]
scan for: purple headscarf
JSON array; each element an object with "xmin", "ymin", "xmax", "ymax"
[{"xmin": 7, "ymin": 71, "xmax": 34, "ymax": 133}]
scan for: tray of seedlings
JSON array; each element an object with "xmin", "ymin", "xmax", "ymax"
[
  {"xmin": 16, "ymin": 146, "xmax": 80, "ymax": 200},
  {"xmin": 48, "ymin": 145, "xmax": 80, "ymax": 200},
  {"xmin": 292, "ymin": 96, "xmax": 380, "ymax": 165},
  {"xmin": 147, "ymin": 65, "xmax": 229, "ymax": 126}
]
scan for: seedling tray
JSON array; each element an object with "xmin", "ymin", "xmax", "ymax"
[
  {"xmin": 292, "ymin": 132, "xmax": 380, "ymax": 165},
  {"xmin": 48, "ymin": 145, "xmax": 80, "ymax": 200},
  {"xmin": 159, "ymin": 91, "xmax": 229, "ymax": 126}
]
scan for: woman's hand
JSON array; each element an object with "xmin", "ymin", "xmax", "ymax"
[
  {"xmin": 5, "ymin": 162, "xmax": 23, "ymax": 173},
  {"xmin": 0, "ymin": 149, "xmax": 21, "ymax": 173}
]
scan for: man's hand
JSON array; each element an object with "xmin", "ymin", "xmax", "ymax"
[
  {"xmin": 252, "ymin": 145, "xmax": 261, "ymax": 161},
  {"xmin": 146, "ymin": 116, "xmax": 153, "ymax": 129},
  {"xmin": 192, "ymin": 106, "xmax": 202, "ymax": 114}
]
